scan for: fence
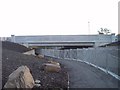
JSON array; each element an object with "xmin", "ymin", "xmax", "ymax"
[{"xmin": 39, "ymin": 47, "xmax": 120, "ymax": 80}]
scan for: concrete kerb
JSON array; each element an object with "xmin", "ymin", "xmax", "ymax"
[
  {"xmin": 49, "ymin": 56, "xmax": 120, "ymax": 81},
  {"xmin": 76, "ymin": 59, "xmax": 120, "ymax": 81},
  {"xmin": 67, "ymin": 58, "xmax": 120, "ymax": 81},
  {"xmin": 44, "ymin": 55, "xmax": 120, "ymax": 88}
]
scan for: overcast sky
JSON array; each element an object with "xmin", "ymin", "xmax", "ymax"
[{"xmin": 0, "ymin": 0, "xmax": 119, "ymax": 37}]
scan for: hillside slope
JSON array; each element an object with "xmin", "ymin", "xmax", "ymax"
[
  {"xmin": 2, "ymin": 41, "xmax": 30, "ymax": 53},
  {"xmin": 2, "ymin": 41, "xmax": 68, "ymax": 88}
]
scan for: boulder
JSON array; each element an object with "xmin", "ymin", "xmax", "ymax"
[
  {"xmin": 4, "ymin": 66, "xmax": 35, "ymax": 88},
  {"xmin": 47, "ymin": 61, "xmax": 60, "ymax": 66},
  {"xmin": 37, "ymin": 54, "xmax": 44, "ymax": 59},
  {"xmin": 42, "ymin": 63, "xmax": 61, "ymax": 72}
]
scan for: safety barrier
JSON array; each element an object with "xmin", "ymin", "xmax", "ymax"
[{"xmin": 39, "ymin": 47, "xmax": 120, "ymax": 80}]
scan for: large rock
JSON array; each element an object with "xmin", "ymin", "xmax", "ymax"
[
  {"xmin": 47, "ymin": 60, "xmax": 60, "ymax": 66},
  {"xmin": 4, "ymin": 66, "xmax": 35, "ymax": 88},
  {"xmin": 37, "ymin": 54, "xmax": 44, "ymax": 59},
  {"xmin": 42, "ymin": 63, "xmax": 61, "ymax": 72}
]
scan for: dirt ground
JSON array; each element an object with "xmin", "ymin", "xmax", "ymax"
[{"xmin": 2, "ymin": 41, "xmax": 68, "ymax": 89}]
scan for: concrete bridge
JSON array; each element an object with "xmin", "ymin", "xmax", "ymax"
[
  {"xmin": 9, "ymin": 34, "xmax": 119, "ymax": 88},
  {"xmin": 10, "ymin": 34, "xmax": 116, "ymax": 48}
]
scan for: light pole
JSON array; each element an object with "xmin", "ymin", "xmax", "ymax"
[{"xmin": 88, "ymin": 21, "xmax": 90, "ymax": 35}]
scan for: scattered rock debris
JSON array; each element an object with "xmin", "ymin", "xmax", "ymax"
[{"xmin": 2, "ymin": 41, "xmax": 68, "ymax": 89}]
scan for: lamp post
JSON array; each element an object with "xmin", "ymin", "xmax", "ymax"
[{"xmin": 88, "ymin": 21, "xmax": 90, "ymax": 35}]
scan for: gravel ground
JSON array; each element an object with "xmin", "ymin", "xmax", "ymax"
[{"xmin": 2, "ymin": 41, "xmax": 68, "ymax": 89}]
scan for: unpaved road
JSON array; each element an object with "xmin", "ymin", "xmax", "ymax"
[{"xmin": 55, "ymin": 58, "xmax": 119, "ymax": 88}]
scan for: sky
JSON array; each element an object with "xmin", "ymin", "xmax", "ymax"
[{"xmin": 0, "ymin": 0, "xmax": 119, "ymax": 37}]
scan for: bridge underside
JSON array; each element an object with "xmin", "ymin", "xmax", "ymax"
[{"xmin": 28, "ymin": 42, "xmax": 95, "ymax": 49}]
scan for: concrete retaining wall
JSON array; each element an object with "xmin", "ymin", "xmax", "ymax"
[{"xmin": 39, "ymin": 47, "xmax": 120, "ymax": 80}]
